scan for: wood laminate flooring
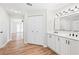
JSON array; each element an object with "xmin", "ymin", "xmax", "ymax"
[{"xmin": 0, "ymin": 39, "xmax": 57, "ymax": 55}]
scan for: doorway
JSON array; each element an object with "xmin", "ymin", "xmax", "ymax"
[
  {"xmin": 26, "ymin": 15, "xmax": 46, "ymax": 46},
  {"xmin": 16, "ymin": 19, "xmax": 23, "ymax": 40},
  {"xmin": 10, "ymin": 18, "xmax": 23, "ymax": 41}
]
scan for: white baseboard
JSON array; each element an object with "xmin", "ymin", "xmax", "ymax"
[
  {"xmin": 0, "ymin": 40, "xmax": 47, "ymax": 48},
  {"xmin": 0, "ymin": 39, "xmax": 10, "ymax": 48},
  {"xmin": 23, "ymin": 40, "xmax": 28, "ymax": 44},
  {"xmin": 43, "ymin": 45, "xmax": 47, "ymax": 47},
  {"xmin": 24, "ymin": 41, "xmax": 47, "ymax": 47}
]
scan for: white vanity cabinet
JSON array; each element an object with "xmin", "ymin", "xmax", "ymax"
[
  {"xmin": 47, "ymin": 34, "xmax": 70, "ymax": 55},
  {"xmin": 54, "ymin": 36, "xmax": 70, "ymax": 55},
  {"xmin": 56, "ymin": 36, "xmax": 79, "ymax": 55},
  {"xmin": 53, "ymin": 12, "xmax": 79, "ymax": 55},
  {"xmin": 47, "ymin": 33, "xmax": 79, "ymax": 55},
  {"xmin": 47, "ymin": 34, "xmax": 61, "ymax": 54}
]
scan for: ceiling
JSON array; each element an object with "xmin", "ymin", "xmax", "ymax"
[
  {"xmin": 31, "ymin": 3, "xmax": 72, "ymax": 10},
  {"xmin": 0, "ymin": 3, "xmax": 75, "ymax": 11},
  {"xmin": 0, "ymin": 3, "xmax": 76, "ymax": 18}
]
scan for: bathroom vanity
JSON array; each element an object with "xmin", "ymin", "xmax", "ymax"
[{"xmin": 47, "ymin": 12, "xmax": 79, "ymax": 55}]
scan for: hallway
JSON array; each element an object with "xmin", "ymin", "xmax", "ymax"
[{"xmin": 0, "ymin": 40, "xmax": 57, "ymax": 55}]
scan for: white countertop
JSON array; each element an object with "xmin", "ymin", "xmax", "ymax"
[{"xmin": 47, "ymin": 31, "xmax": 79, "ymax": 41}]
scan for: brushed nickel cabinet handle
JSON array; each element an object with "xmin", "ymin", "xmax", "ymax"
[
  {"xmin": 66, "ymin": 40, "xmax": 67, "ymax": 44},
  {"xmin": 68, "ymin": 40, "xmax": 70, "ymax": 45}
]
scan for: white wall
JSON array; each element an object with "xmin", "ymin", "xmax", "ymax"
[
  {"xmin": 10, "ymin": 18, "xmax": 17, "ymax": 33},
  {"xmin": 47, "ymin": 4, "xmax": 79, "ymax": 34},
  {"xmin": 46, "ymin": 9, "xmax": 57, "ymax": 34},
  {"xmin": 49, "ymin": 4, "xmax": 79, "ymax": 37},
  {"xmin": 24, "ymin": 12, "xmax": 28, "ymax": 43},
  {"xmin": 0, "ymin": 6, "xmax": 9, "ymax": 48}
]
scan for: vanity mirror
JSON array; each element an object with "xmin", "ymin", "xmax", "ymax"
[{"xmin": 54, "ymin": 13, "xmax": 79, "ymax": 32}]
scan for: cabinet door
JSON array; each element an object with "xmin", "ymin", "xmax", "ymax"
[
  {"xmin": 70, "ymin": 40, "xmax": 79, "ymax": 55},
  {"xmin": 55, "ymin": 36, "xmax": 61, "ymax": 54},
  {"xmin": 60, "ymin": 37, "xmax": 70, "ymax": 55},
  {"xmin": 47, "ymin": 34, "xmax": 52, "ymax": 48},
  {"xmin": 60, "ymin": 37, "xmax": 66, "ymax": 55},
  {"xmin": 66, "ymin": 39, "xmax": 71, "ymax": 55},
  {"xmin": 47, "ymin": 34, "xmax": 56, "ymax": 51},
  {"xmin": 51, "ymin": 35, "xmax": 56, "ymax": 50}
]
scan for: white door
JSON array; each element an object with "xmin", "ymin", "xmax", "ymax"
[
  {"xmin": 70, "ymin": 40, "xmax": 79, "ymax": 55},
  {"xmin": 27, "ymin": 15, "xmax": 45, "ymax": 45},
  {"xmin": 27, "ymin": 16, "xmax": 35, "ymax": 43}
]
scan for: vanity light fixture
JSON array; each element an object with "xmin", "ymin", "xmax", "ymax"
[
  {"xmin": 63, "ymin": 11, "xmax": 68, "ymax": 13},
  {"xmin": 56, "ymin": 13, "xmax": 59, "ymax": 16},
  {"xmin": 58, "ymin": 12, "xmax": 63, "ymax": 16},
  {"xmin": 22, "ymin": 20, "xmax": 24, "ymax": 22},
  {"xmin": 68, "ymin": 8, "xmax": 74, "ymax": 11},
  {"xmin": 75, "ymin": 5, "xmax": 77, "ymax": 9},
  {"xmin": 74, "ymin": 5, "xmax": 79, "ymax": 9},
  {"xmin": 73, "ymin": 5, "xmax": 79, "ymax": 11}
]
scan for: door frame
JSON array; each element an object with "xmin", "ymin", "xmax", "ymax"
[{"xmin": 24, "ymin": 12, "xmax": 47, "ymax": 47}]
